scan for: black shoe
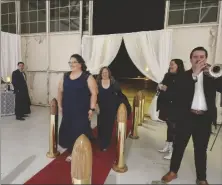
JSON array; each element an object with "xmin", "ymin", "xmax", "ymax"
[
  {"xmin": 16, "ymin": 117, "xmax": 25, "ymax": 121},
  {"xmin": 196, "ymin": 179, "xmax": 209, "ymax": 185},
  {"xmin": 23, "ymin": 114, "xmax": 29, "ymax": 117}
]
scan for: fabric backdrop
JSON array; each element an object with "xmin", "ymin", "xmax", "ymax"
[
  {"xmin": 81, "ymin": 29, "xmax": 173, "ymax": 120},
  {"xmin": 1, "ymin": 32, "xmax": 22, "ymax": 81}
]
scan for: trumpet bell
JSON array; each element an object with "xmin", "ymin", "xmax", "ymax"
[{"xmin": 209, "ymin": 64, "xmax": 222, "ymax": 78}]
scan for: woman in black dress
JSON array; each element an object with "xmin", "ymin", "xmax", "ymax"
[
  {"xmin": 157, "ymin": 59, "xmax": 185, "ymax": 160},
  {"xmin": 96, "ymin": 67, "xmax": 120, "ymax": 151},
  {"xmin": 57, "ymin": 54, "xmax": 98, "ymax": 162}
]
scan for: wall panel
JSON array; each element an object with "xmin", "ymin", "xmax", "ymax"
[
  {"xmin": 21, "ymin": 36, "xmax": 48, "ymax": 71},
  {"xmin": 27, "ymin": 72, "xmax": 48, "ymax": 105},
  {"xmin": 49, "ymin": 34, "xmax": 82, "ymax": 71},
  {"xmin": 49, "ymin": 72, "xmax": 63, "ymax": 101}
]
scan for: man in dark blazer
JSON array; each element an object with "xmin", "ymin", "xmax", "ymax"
[
  {"xmin": 161, "ymin": 47, "xmax": 222, "ymax": 185},
  {"xmin": 12, "ymin": 62, "xmax": 31, "ymax": 120}
]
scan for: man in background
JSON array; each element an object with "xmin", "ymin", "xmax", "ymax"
[{"xmin": 12, "ymin": 62, "xmax": 31, "ymax": 120}]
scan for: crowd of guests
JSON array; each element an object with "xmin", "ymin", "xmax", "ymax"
[
  {"xmin": 10, "ymin": 54, "xmax": 131, "ymax": 159},
  {"xmin": 57, "ymin": 54, "xmax": 131, "ymax": 162},
  {"xmin": 11, "ymin": 46, "xmax": 222, "ymax": 185}
]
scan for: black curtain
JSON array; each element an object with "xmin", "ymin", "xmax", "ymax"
[{"xmin": 93, "ymin": 0, "xmax": 166, "ymax": 78}]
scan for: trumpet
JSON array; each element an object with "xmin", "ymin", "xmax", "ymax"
[{"xmin": 204, "ymin": 64, "xmax": 222, "ymax": 78}]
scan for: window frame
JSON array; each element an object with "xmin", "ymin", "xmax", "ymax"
[
  {"xmin": 47, "ymin": 0, "xmax": 90, "ymax": 36},
  {"xmin": 20, "ymin": 0, "xmax": 47, "ymax": 34},
  {"xmin": 49, "ymin": 1, "xmax": 80, "ymax": 33},
  {"xmin": 0, "ymin": 0, "xmax": 91, "ymax": 35},
  {"xmin": 166, "ymin": 0, "xmax": 221, "ymax": 28},
  {"xmin": 1, "ymin": 1, "xmax": 17, "ymax": 34}
]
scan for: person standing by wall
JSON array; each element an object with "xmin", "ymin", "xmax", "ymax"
[{"xmin": 12, "ymin": 62, "xmax": 31, "ymax": 120}]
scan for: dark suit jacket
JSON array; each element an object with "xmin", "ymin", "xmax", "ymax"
[
  {"xmin": 12, "ymin": 69, "xmax": 28, "ymax": 93},
  {"xmin": 174, "ymin": 69, "xmax": 222, "ymax": 123}
]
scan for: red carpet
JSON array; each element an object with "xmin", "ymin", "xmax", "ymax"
[{"xmin": 25, "ymin": 118, "xmax": 132, "ymax": 184}]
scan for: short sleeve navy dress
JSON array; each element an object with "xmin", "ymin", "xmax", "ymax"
[{"xmin": 59, "ymin": 72, "xmax": 92, "ymax": 153}]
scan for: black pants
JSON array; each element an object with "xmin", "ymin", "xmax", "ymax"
[
  {"xmin": 170, "ymin": 113, "xmax": 211, "ymax": 181},
  {"xmin": 15, "ymin": 92, "xmax": 31, "ymax": 118},
  {"xmin": 166, "ymin": 120, "xmax": 176, "ymax": 142},
  {"xmin": 15, "ymin": 93, "xmax": 24, "ymax": 118}
]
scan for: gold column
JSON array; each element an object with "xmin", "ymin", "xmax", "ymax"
[
  {"xmin": 129, "ymin": 95, "xmax": 139, "ymax": 139},
  {"xmin": 71, "ymin": 134, "xmax": 92, "ymax": 184},
  {"xmin": 141, "ymin": 92, "xmax": 145, "ymax": 122},
  {"xmin": 137, "ymin": 91, "xmax": 143, "ymax": 126},
  {"xmin": 46, "ymin": 98, "xmax": 60, "ymax": 158},
  {"xmin": 112, "ymin": 103, "xmax": 128, "ymax": 173}
]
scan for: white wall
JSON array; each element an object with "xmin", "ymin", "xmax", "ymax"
[
  {"xmin": 21, "ymin": 33, "xmax": 82, "ymax": 105},
  {"xmin": 170, "ymin": 25, "xmax": 218, "ymax": 70},
  {"xmin": 49, "ymin": 34, "xmax": 82, "ymax": 71}
]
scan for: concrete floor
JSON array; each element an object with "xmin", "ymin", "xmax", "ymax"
[
  {"xmin": 1, "ymin": 83, "xmax": 221, "ymax": 184},
  {"xmin": 1, "ymin": 105, "xmax": 221, "ymax": 184}
]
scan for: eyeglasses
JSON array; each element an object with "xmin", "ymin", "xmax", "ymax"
[{"xmin": 68, "ymin": 61, "xmax": 78, "ymax": 65}]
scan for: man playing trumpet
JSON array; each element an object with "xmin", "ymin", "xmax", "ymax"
[{"xmin": 161, "ymin": 47, "xmax": 222, "ymax": 185}]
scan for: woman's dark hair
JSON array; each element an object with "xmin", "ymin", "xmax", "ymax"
[
  {"xmin": 169, "ymin": 59, "xmax": 185, "ymax": 74},
  {"xmin": 96, "ymin": 66, "xmax": 115, "ymax": 85},
  {"xmin": 70, "ymin": 54, "xmax": 87, "ymax": 72}
]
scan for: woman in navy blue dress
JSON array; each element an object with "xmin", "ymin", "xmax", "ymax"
[
  {"xmin": 58, "ymin": 54, "xmax": 98, "ymax": 161},
  {"xmin": 96, "ymin": 67, "xmax": 121, "ymax": 151}
]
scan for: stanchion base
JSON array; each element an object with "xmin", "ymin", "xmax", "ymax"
[
  {"xmin": 129, "ymin": 134, "xmax": 139, "ymax": 139},
  {"xmin": 72, "ymin": 177, "xmax": 91, "ymax": 184},
  {"xmin": 46, "ymin": 151, "xmax": 60, "ymax": 158},
  {"xmin": 112, "ymin": 163, "xmax": 128, "ymax": 173}
]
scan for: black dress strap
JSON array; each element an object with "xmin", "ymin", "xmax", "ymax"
[
  {"xmin": 64, "ymin": 71, "xmax": 71, "ymax": 80},
  {"xmin": 82, "ymin": 71, "xmax": 91, "ymax": 80}
]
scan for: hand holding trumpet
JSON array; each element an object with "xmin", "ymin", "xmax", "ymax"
[
  {"xmin": 192, "ymin": 59, "xmax": 208, "ymax": 76},
  {"xmin": 192, "ymin": 59, "xmax": 222, "ymax": 78}
]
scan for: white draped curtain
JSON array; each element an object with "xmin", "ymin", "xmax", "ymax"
[
  {"xmin": 1, "ymin": 31, "xmax": 22, "ymax": 81},
  {"xmin": 81, "ymin": 29, "xmax": 173, "ymax": 121},
  {"xmin": 81, "ymin": 34, "xmax": 123, "ymax": 74},
  {"xmin": 123, "ymin": 29, "xmax": 173, "ymax": 121}
]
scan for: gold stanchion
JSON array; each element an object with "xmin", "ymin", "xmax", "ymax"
[
  {"xmin": 46, "ymin": 98, "xmax": 60, "ymax": 158},
  {"xmin": 71, "ymin": 134, "xmax": 92, "ymax": 184},
  {"xmin": 129, "ymin": 95, "xmax": 139, "ymax": 139},
  {"xmin": 141, "ymin": 92, "xmax": 145, "ymax": 122},
  {"xmin": 112, "ymin": 103, "xmax": 128, "ymax": 173},
  {"xmin": 137, "ymin": 91, "xmax": 143, "ymax": 126}
]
